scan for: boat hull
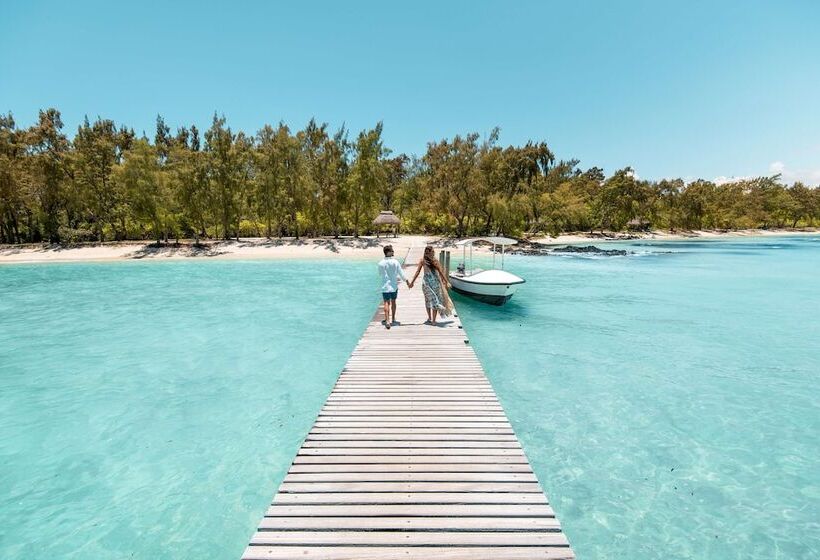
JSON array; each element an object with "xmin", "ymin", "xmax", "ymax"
[
  {"xmin": 450, "ymin": 284, "xmax": 514, "ymax": 305},
  {"xmin": 448, "ymin": 272, "xmax": 523, "ymax": 306}
]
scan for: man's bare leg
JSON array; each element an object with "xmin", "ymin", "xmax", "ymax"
[{"xmin": 383, "ymin": 298, "xmax": 391, "ymax": 329}]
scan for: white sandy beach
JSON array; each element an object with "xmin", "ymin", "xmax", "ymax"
[
  {"xmin": 0, "ymin": 229, "xmax": 817, "ymax": 265},
  {"xmin": 531, "ymin": 228, "xmax": 820, "ymax": 245},
  {"xmin": 0, "ymin": 235, "xmax": 435, "ymax": 265}
]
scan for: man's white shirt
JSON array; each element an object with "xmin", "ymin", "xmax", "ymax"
[{"xmin": 378, "ymin": 257, "xmax": 407, "ymax": 292}]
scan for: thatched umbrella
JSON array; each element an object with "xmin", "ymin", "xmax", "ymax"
[{"xmin": 372, "ymin": 211, "xmax": 401, "ymax": 238}]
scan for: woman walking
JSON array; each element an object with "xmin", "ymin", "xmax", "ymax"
[{"xmin": 409, "ymin": 246, "xmax": 454, "ymax": 325}]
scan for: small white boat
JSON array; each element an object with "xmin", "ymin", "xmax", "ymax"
[{"xmin": 449, "ymin": 237, "xmax": 525, "ymax": 305}]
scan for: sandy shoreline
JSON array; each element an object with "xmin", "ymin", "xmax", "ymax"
[
  {"xmin": 0, "ymin": 236, "xmax": 434, "ymax": 265},
  {"xmin": 0, "ymin": 229, "xmax": 817, "ymax": 265},
  {"xmin": 531, "ymin": 228, "xmax": 820, "ymax": 245}
]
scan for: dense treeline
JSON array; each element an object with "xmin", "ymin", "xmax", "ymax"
[{"xmin": 1, "ymin": 109, "xmax": 818, "ymax": 244}]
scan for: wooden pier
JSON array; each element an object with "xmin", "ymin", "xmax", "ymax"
[{"xmin": 241, "ymin": 247, "xmax": 574, "ymax": 559}]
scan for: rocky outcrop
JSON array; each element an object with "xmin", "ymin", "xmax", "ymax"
[
  {"xmin": 552, "ymin": 245, "xmax": 628, "ymax": 256},
  {"xmin": 507, "ymin": 243, "xmax": 630, "ymax": 256}
]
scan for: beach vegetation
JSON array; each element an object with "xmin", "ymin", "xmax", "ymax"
[{"xmin": 0, "ymin": 109, "xmax": 818, "ymax": 244}]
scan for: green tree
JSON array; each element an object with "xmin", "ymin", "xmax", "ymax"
[
  {"xmin": 253, "ymin": 123, "xmax": 305, "ymax": 238},
  {"xmin": 117, "ymin": 139, "xmax": 172, "ymax": 242},
  {"xmin": 255, "ymin": 124, "xmax": 283, "ymax": 238},
  {"xmin": 424, "ymin": 133, "xmax": 480, "ymax": 236},
  {"xmin": 26, "ymin": 109, "xmax": 69, "ymax": 242},
  {"xmin": 0, "ymin": 113, "xmax": 30, "ymax": 243},
  {"xmin": 204, "ymin": 114, "xmax": 240, "ymax": 239},
  {"xmin": 787, "ymin": 182, "xmax": 816, "ymax": 226},
  {"xmin": 71, "ymin": 116, "xmax": 134, "ymax": 241},
  {"xmin": 170, "ymin": 138, "xmax": 209, "ymax": 241},
  {"xmin": 232, "ymin": 132, "xmax": 254, "ymax": 239},
  {"xmin": 319, "ymin": 127, "xmax": 352, "ymax": 238},
  {"xmin": 155, "ymin": 114, "xmax": 172, "ymax": 162},
  {"xmin": 678, "ymin": 180, "xmax": 715, "ymax": 229},
  {"xmin": 300, "ymin": 119, "xmax": 329, "ymax": 236},
  {"xmin": 348, "ymin": 123, "xmax": 387, "ymax": 237},
  {"xmin": 592, "ymin": 168, "xmax": 650, "ymax": 231}
]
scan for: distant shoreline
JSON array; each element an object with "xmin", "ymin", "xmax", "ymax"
[
  {"xmin": 531, "ymin": 228, "xmax": 820, "ymax": 245},
  {"xmin": 0, "ymin": 229, "xmax": 817, "ymax": 265}
]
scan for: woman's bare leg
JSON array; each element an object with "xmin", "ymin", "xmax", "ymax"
[{"xmin": 432, "ymin": 308, "xmax": 438, "ymax": 324}]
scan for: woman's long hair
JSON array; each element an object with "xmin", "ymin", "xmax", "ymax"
[
  {"xmin": 423, "ymin": 246, "xmax": 449, "ymax": 288},
  {"xmin": 423, "ymin": 246, "xmax": 454, "ymax": 316}
]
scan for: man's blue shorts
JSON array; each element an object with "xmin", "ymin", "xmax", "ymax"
[{"xmin": 382, "ymin": 291, "xmax": 398, "ymax": 301}]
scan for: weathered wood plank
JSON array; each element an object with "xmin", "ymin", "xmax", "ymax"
[
  {"xmin": 243, "ymin": 547, "xmax": 575, "ymax": 560},
  {"xmin": 309, "ymin": 427, "xmax": 515, "ymax": 434},
  {"xmin": 283, "ymin": 472, "xmax": 538, "ymax": 482},
  {"xmin": 293, "ymin": 455, "xmax": 530, "ymax": 464},
  {"xmin": 249, "ymin": 531, "xmax": 569, "ymax": 546},
  {"xmin": 272, "ymin": 492, "xmax": 548, "ymax": 505},
  {"xmin": 315, "ymin": 416, "xmax": 509, "ymax": 422},
  {"xmin": 326, "ymin": 396, "xmax": 498, "ymax": 400},
  {"xmin": 264, "ymin": 503, "xmax": 556, "ymax": 516},
  {"xmin": 306, "ymin": 434, "xmax": 518, "ymax": 441},
  {"xmin": 312, "ymin": 422, "xmax": 514, "ymax": 429},
  {"xmin": 257, "ymin": 516, "xmax": 559, "ymax": 530},
  {"xmin": 297, "ymin": 448, "xmax": 526, "ymax": 456},
  {"xmin": 278, "ymin": 482, "xmax": 542, "ymax": 493},
  {"xmin": 301, "ymin": 440, "xmax": 521, "ymax": 449},
  {"xmin": 287, "ymin": 463, "xmax": 534, "ymax": 473}
]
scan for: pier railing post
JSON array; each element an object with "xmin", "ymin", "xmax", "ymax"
[{"xmin": 439, "ymin": 250, "xmax": 451, "ymax": 275}]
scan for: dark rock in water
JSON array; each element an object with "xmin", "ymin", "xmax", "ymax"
[
  {"xmin": 504, "ymin": 241, "xmax": 630, "ymax": 256},
  {"xmin": 553, "ymin": 245, "xmax": 628, "ymax": 256}
]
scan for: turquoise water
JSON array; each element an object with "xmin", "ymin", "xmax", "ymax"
[
  {"xmin": 2, "ymin": 239, "xmax": 818, "ymax": 559},
  {"xmin": 0, "ymin": 260, "xmax": 375, "ymax": 558},
  {"xmin": 456, "ymin": 236, "xmax": 820, "ymax": 559}
]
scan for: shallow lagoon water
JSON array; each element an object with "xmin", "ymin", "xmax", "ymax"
[
  {"xmin": 0, "ymin": 260, "xmax": 375, "ymax": 558},
  {"xmin": 456, "ymin": 236, "xmax": 820, "ymax": 559},
  {"xmin": 1, "ymin": 238, "xmax": 819, "ymax": 559}
]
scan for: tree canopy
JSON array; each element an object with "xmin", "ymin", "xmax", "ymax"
[{"xmin": 0, "ymin": 109, "xmax": 817, "ymax": 244}]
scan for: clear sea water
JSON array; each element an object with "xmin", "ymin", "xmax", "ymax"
[
  {"xmin": 1, "ymin": 237, "xmax": 818, "ymax": 559},
  {"xmin": 456, "ymin": 236, "xmax": 820, "ymax": 559},
  {"xmin": 0, "ymin": 260, "xmax": 376, "ymax": 558}
]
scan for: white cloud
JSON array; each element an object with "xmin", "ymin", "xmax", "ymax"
[
  {"xmin": 768, "ymin": 161, "xmax": 820, "ymax": 185},
  {"xmin": 712, "ymin": 162, "xmax": 820, "ymax": 187},
  {"xmin": 713, "ymin": 175, "xmax": 756, "ymax": 186}
]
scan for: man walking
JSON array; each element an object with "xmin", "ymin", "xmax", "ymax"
[{"xmin": 378, "ymin": 245, "xmax": 409, "ymax": 329}]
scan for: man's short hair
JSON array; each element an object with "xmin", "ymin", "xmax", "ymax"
[{"xmin": 383, "ymin": 245, "xmax": 394, "ymax": 256}]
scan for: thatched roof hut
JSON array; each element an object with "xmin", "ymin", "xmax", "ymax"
[
  {"xmin": 373, "ymin": 211, "xmax": 400, "ymax": 226},
  {"xmin": 627, "ymin": 217, "xmax": 651, "ymax": 231},
  {"xmin": 372, "ymin": 211, "xmax": 400, "ymax": 237}
]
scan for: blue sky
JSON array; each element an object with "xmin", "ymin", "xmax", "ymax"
[{"xmin": 2, "ymin": 0, "xmax": 819, "ymax": 184}]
